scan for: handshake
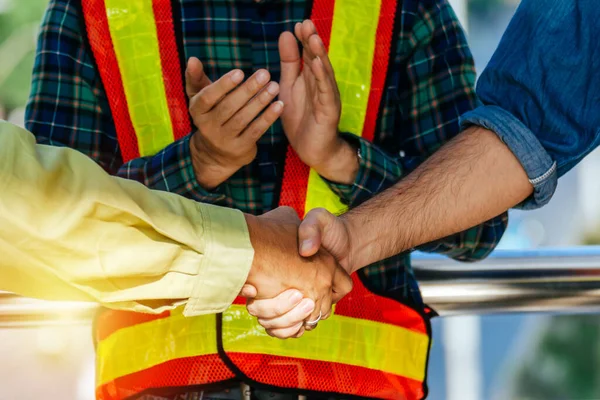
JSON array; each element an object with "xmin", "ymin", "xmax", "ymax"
[
  {"xmin": 239, "ymin": 206, "xmax": 356, "ymax": 339},
  {"xmin": 184, "ymin": 20, "xmax": 363, "ymax": 339}
]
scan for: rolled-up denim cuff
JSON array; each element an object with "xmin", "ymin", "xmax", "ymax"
[{"xmin": 460, "ymin": 105, "xmax": 557, "ymax": 210}]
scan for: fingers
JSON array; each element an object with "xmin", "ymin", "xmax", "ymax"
[
  {"xmin": 185, "ymin": 57, "xmax": 213, "ymax": 98},
  {"xmin": 247, "ymin": 289, "xmax": 306, "ymax": 319},
  {"xmin": 257, "ymin": 298, "xmax": 315, "ymax": 330},
  {"xmin": 226, "ymin": 82, "xmax": 280, "ymax": 134},
  {"xmin": 296, "ymin": 20, "xmax": 318, "ymax": 62},
  {"xmin": 307, "ymin": 33, "xmax": 335, "ymax": 80},
  {"xmin": 266, "ymin": 322, "xmax": 304, "ymax": 339},
  {"xmin": 279, "ymin": 31, "xmax": 301, "ymax": 88},
  {"xmin": 215, "ymin": 69, "xmax": 271, "ymax": 123},
  {"xmin": 332, "ymin": 265, "xmax": 353, "ymax": 302},
  {"xmin": 304, "ymin": 294, "xmax": 331, "ymax": 332},
  {"xmin": 292, "ymin": 326, "xmax": 306, "ymax": 338},
  {"xmin": 239, "ymin": 100, "xmax": 284, "ymax": 144},
  {"xmin": 294, "ymin": 23, "xmax": 303, "ymax": 50},
  {"xmin": 190, "ymin": 69, "xmax": 244, "ymax": 115},
  {"xmin": 310, "ymin": 56, "xmax": 337, "ymax": 109}
]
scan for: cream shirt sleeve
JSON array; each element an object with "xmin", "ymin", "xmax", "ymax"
[{"xmin": 0, "ymin": 121, "xmax": 254, "ymax": 316}]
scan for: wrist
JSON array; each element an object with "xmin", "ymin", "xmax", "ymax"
[
  {"xmin": 339, "ymin": 212, "xmax": 368, "ymax": 274},
  {"xmin": 190, "ymin": 136, "xmax": 237, "ymax": 189},
  {"xmin": 244, "ymin": 214, "xmax": 263, "ymax": 283},
  {"xmin": 314, "ymin": 137, "xmax": 359, "ymax": 185}
]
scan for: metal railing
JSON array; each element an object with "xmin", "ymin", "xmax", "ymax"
[
  {"xmin": 415, "ymin": 247, "xmax": 600, "ymax": 316},
  {"xmin": 4, "ymin": 247, "xmax": 600, "ymax": 327}
]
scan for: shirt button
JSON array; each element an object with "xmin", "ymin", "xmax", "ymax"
[{"xmin": 399, "ymin": 150, "xmax": 406, "ymax": 158}]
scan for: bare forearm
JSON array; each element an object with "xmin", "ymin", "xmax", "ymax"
[{"xmin": 343, "ymin": 127, "xmax": 533, "ymax": 272}]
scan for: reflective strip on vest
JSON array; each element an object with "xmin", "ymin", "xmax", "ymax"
[
  {"xmin": 83, "ymin": 0, "xmax": 190, "ymax": 162},
  {"xmin": 97, "ymin": 301, "xmax": 428, "ymax": 388}
]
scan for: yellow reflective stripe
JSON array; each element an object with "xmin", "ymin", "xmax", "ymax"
[
  {"xmin": 96, "ymin": 310, "xmax": 217, "ymax": 387},
  {"xmin": 330, "ymin": 0, "xmax": 381, "ymax": 135},
  {"xmin": 97, "ymin": 306, "xmax": 428, "ymax": 387},
  {"xmin": 223, "ymin": 305, "xmax": 429, "ymax": 381},
  {"xmin": 304, "ymin": 169, "xmax": 347, "ymax": 215},
  {"xmin": 304, "ymin": 0, "xmax": 382, "ymax": 215},
  {"xmin": 104, "ymin": 0, "xmax": 175, "ymax": 156}
]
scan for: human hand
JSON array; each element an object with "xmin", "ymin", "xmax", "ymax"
[
  {"xmin": 186, "ymin": 57, "xmax": 283, "ymax": 189},
  {"xmin": 298, "ymin": 207, "xmax": 355, "ymax": 273},
  {"xmin": 241, "ymin": 207, "xmax": 353, "ymax": 338},
  {"xmin": 278, "ymin": 21, "xmax": 358, "ymax": 184},
  {"xmin": 241, "ymin": 207, "xmax": 358, "ymax": 337}
]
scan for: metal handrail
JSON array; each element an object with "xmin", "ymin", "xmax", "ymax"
[
  {"xmin": 4, "ymin": 247, "xmax": 600, "ymax": 327},
  {"xmin": 414, "ymin": 247, "xmax": 600, "ymax": 315}
]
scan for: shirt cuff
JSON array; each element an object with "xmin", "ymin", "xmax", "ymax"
[
  {"xmin": 137, "ymin": 134, "xmax": 227, "ymax": 204},
  {"xmin": 183, "ymin": 204, "xmax": 254, "ymax": 317},
  {"xmin": 174, "ymin": 134, "xmax": 229, "ymax": 203},
  {"xmin": 324, "ymin": 133, "xmax": 403, "ymax": 207},
  {"xmin": 460, "ymin": 105, "xmax": 558, "ymax": 210}
]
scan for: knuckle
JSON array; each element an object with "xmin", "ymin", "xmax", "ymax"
[
  {"xmin": 247, "ymin": 123, "xmax": 266, "ymax": 140},
  {"xmin": 216, "ymin": 104, "xmax": 232, "ymax": 120},
  {"xmin": 246, "ymin": 305, "xmax": 257, "ymax": 316},
  {"xmin": 279, "ymin": 206, "xmax": 295, "ymax": 215},
  {"xmin": 228, "ymin": 115, "xmax": 247, "ymax": 133},
  {"xmin": 259, "ymin": 90, "xmax": 274, "ymax": 105},
  {"xmin": 246, "ymin": 126, "xmax": 267, "ymax": 145},
  {"xmin": 196, "ymin": 91, "xmax": 212, "ymax": 108},
  {"xmin": 244, "ymin": 79, "xmax": 259, "ymax": 96},
  {"xmin": 274, "ymin": 303, "xmax": 285, "ymax": 316}
]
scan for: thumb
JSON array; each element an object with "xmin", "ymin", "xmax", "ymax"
[
  {"xmin": 298, "ymin": 210, "xmax": 324, "ymax": 257},
  {"xmin": 299, "ymin": 208, "xmax": 351, "ymax": 264},
  {"xmin": 185, "ymin": 57, "xmax": 212, "ymax": 98},
  {"xmin": 239, "ymin": 284, "xmax": 258, "ymax": 299}
]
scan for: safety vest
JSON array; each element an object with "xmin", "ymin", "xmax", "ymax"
[{"xmin": 80, "ymin": 0, "xmax": 432, "ymax": 399}]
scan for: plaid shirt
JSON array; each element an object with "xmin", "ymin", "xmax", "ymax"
[{"xmin": 25, "ymin": 0, "xmax": 507, "ymax": 308}]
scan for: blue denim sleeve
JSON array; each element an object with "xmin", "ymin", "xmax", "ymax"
[{"xmin": 460, "ymin": 0, "xmax": 600, "ymax": 209}]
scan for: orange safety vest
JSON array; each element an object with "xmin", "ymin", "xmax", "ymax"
[{"xmin": 80, "ymin": 0, "xmax": 433, "ymax": 399}]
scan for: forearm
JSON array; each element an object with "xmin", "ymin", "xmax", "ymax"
[
  {"xmin": 0, "ymin": 122, "xmax": 253, "ymax": 316},
  {"xmin": 343, "ymin": 126, "xmax": 532, "ymax": 271}
]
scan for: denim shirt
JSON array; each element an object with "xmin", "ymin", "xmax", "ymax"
[{"xmin": 460, "ymin": 0, "xmax": 600, "ymax": 209}]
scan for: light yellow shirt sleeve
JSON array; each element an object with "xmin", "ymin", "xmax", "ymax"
[{"xmin": 0, "ymin": 121, "xmax": 254, "ymax": 317}]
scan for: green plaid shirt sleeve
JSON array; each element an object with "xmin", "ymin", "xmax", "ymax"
[
  {"xmin": 24, "ymin": 0, "xmax": 225, "ymax": 204},
  {"xmin": 327, "ymin": 0, "xmax": 508, "ymax": 262}
]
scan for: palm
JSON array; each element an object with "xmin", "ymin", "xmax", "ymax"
[
  {"xmin": 279, "ymin": 29, "xmax": 340, "ymax": 167},
  {"xmin": 281, "ymin": 68, "xmax": 328, "ymax": 149}
]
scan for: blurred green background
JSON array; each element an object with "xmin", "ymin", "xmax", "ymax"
[{"xmin": 0, "ymin": 0, "xmax": 47, "ymax": 112}]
